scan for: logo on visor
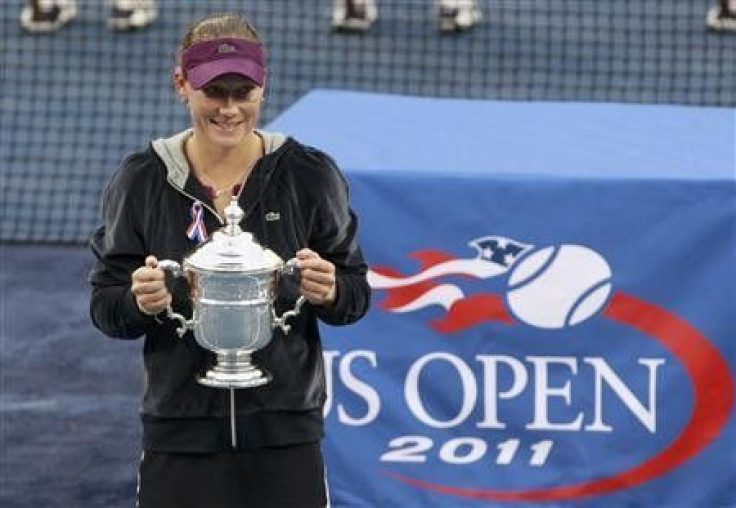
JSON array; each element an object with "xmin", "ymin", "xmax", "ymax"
[{"xmin": 218, "ymin": 43, "xmax": 236, "ymax": 54}]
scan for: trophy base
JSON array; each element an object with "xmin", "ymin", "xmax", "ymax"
[{"xmin": 197, "ymin": 351, "xmax": 272, "ymax": 389}]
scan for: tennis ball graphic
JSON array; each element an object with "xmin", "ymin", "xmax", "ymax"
[{"xmin": 506, "ymin": 245, "xmax": 612, "ymax": 329}]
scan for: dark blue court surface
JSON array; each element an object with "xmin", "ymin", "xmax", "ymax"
[{"xmin": 1, "ymin": 245, "xmax": 142, "ymax": 508}]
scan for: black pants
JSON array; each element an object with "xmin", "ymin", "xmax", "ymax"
[{"xmin": 137, "ymin": 442, "xmax": 328, "ymax": 508}]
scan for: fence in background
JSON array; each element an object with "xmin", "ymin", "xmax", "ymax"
[{"xmin": 2, "ymin": 0, "xmax": 733, "ymax": 243}]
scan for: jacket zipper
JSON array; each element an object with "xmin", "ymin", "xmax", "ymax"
[{"xmin": 169, "ymin": 184, "xmax": 225, "ymax": 225}]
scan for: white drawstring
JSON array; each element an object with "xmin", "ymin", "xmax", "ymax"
[{"xmin": 230, "ymin": 387, "xmax": 237, "ymax": 448}]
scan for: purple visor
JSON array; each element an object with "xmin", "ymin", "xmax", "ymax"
[{"xmin": 181, "ymin": 37, "xmax": 266, "ymax": 89}]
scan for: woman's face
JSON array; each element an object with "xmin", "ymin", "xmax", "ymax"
[{"xmin": 180, "ymin": 73, "xmax": 264, "ymax": 150}]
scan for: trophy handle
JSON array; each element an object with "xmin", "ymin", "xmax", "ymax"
[
  {"xmin": 273, "ymin": 257, "xmax": 307, "ymax": 333},
  {"xmin": 157, "ymin": 259, "xmax": 194, "ymax": 338},
  {"xmin": 281, "ymin": 257, "xmax": 300, "ymax": 277},
  {"xmin": 273, "ymin": 295, "xmax": 307, "ymax": 334}
]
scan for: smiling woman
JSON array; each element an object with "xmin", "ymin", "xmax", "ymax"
[
  {"xmin": 172, "ymin": 17, "xmax": 268, "ymax": 213},
  {"xmin": 87, "ymin": 11, "xmax": 371, "ymax": 508}
]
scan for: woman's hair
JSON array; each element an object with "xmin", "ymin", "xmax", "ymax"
[{"xmin": 178, "ymin": 12, "xmax": 261, "ymax": 59}]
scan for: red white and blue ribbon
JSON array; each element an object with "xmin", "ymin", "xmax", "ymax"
[{"xmin": 186, "ymin": 200, "xmax": 208, "ymax": 244}]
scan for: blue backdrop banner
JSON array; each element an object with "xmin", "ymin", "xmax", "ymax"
[{"xmin": 268, "ymin": 91, "xmax": 736, "ymax": 507}]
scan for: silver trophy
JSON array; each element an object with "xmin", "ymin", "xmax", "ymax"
[{"xmin": 159, "ymin": 198, "xmax": 305, "ymax": 389}]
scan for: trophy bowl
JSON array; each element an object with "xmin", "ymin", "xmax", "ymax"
[{"xmin": 159, "ymin": 198, "xmax": 304, "ymax": 389}]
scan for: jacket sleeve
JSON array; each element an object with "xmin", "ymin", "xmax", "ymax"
[
  {"xmin": 88, "ymin": 156, "xmax": 158, "ymax": 339},
  {"xmin": 304, "ymin": 150, "xmax": 371, "ymax": 326}
]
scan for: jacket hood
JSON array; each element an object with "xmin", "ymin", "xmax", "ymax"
[{"xmin": 150, "ymin": 129, "xmax": 288, "ymax": 189}]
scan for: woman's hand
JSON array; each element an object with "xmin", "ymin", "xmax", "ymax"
[
  {"xmin": 296, "ymin": 248, "xmax": 337, "ymax": 307},
  {"xmin": 131, "ymin": 256, "xmax": 172, "ymax": 316}
]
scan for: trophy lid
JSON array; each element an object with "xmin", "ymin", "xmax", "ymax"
[{"xmin": 185, "ymin": 199, "xmax": 283, "ymax": 272}]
